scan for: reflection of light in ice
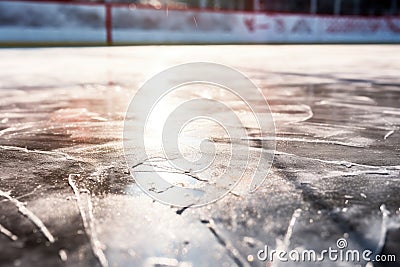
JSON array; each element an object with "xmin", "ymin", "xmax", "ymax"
[
  {"xmin": 142, "ymin": 83, "xmax": 259, "ymax": 188},
  {"xmin": 177, "ymin": 119, "xmax": 227, "ymax": 163}
]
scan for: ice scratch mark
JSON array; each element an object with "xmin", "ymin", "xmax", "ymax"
[
  {"xmin": 0, "ymin": 223, "xmax": 18, "ymax": 241},
  {"xmin": 0, "ymin": 145, "xmax": 74, "ymax": 160},
  {"xmin": 275, "ymin": 150, "xmax": 400, "ymax": 171},
  {"xmin": 0, "ymin": 124, "xmax": 34, "ymax": 137},
  {"xmin": 89, "ymin": 165, "xmax": 114, "ymax": 182},
  {"xmin": 288, "ymin": 104, "xmax": 314, "ymax": 123},
  {"xmin": 0, "ymin": 190, "xmax": 55, "ymax": 243},
  {"xmin": 68, "ymin": 174, "xmax": 109, "ymax": 267},
  {"xmin": 201, "ymin": 219, "xmax": 250, "ymax": 267},
  {"xmin": 317, "ymin": 100, "xmax": 385, "ymax": 111},
  {"xmin": 130, "ymin": 156, "xmax": 171, "ymax": 169},
  {"xmin": 383, "ymin": 110, "xmax": 400, "ymax": 116},
  {"xmin": 271, "ymin": 209, "xmax": 301, "ymax": 267},
  {"xmin": 284, "ymin": 209, "xmax": 302, "ymax": 247},
  {"xmin": 131, "ymin": 156, "xmax": 209, "ymax": 182},
  {"xmin": 374, "ymin": 205, "xmax": 390, "ymax": 257},
  {"xmin": 135, "ymin": 170, "xmax": 209, "ymax": 182},
  {"xmin": 382, "ymin": 117, "xmax": 397, "ymax": 140},
  {"xmin": 144, "ymin": 257, "xmax": 192, "ymax": 267},
  {"xmin": 149, "ymin": 185, "xmax": 174, "ymax": 194},
  {"xmin": 243, "ymin": 137, "xmax": 365, "ymax": 148},
  {"xmin": 0, "ymin": 185, "xmax": 42, "ymax": 203},
  {"xmin": 176, "ymin": 204, "xmax": 194, "ymax": 215},
  {"xmin": 59, "ymin": 249, "xmax": 68, "ymax": 262},
  {"xmin": 384, "ymin": 130, "xmax": 395, "ymax": 140},
  {"xmin": 193, "ymin": 16, "xmax": 198, "ymax": 27}
]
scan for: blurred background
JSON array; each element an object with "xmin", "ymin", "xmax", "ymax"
[
  {"xmin": 0, "ymin": 0, "xmax": 399, "ymax": 45},
  {"xmin": 14, "ymin": 0, "xmax": 400, "ymax": 15}
]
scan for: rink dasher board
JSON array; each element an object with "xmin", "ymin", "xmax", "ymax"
[{"xmin": 0, "ymin": 0, "xmax": 400, "ymax": 45}]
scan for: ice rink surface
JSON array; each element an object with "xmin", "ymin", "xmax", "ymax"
[{"xmin": 0, "ymin": 45, "xmax": 399, "ymax": 267}]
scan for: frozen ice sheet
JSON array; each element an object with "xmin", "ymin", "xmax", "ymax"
[{"xmin": 0, "ymin": 46, "xmax": 399, "ymax": 267}]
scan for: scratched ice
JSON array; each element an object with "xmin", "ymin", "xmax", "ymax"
[{"xmin": 0, "ymin": 46, "xmax": 399, "ymax": 267}]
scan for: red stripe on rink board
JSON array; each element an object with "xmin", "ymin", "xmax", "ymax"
[{"xmin": 105, "ymin": 4, "xmax": 112, "ymax": 45}]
